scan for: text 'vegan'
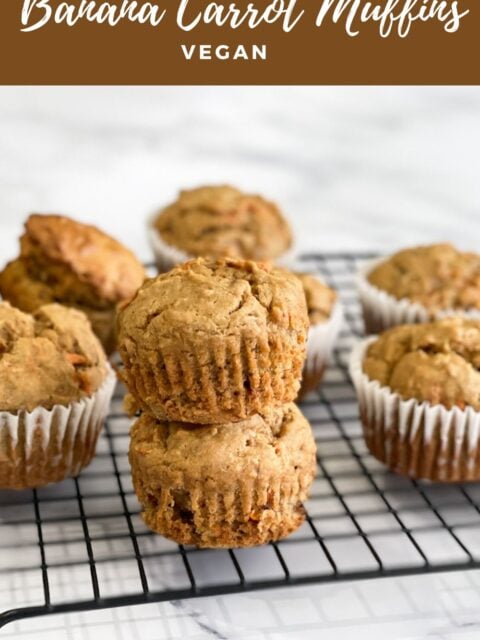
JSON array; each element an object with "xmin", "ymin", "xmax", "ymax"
[{"xmin": 181, "ymin": 43, "xmax": 267, "ymax": 59}]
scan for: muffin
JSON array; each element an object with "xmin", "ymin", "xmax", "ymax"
[
  {"xmin": 0, "ymin": 214, "xmax": 146, "ymax": 353},
  {"xmin": 296, "ymin": 273, "xmax": 343, "ymax": 399},
  {"xmin": 349, "ymin": 317, "xmax": 480, "ymax": 481},
  {"xmin": 358, "ymin": 243, "xmax": 480, "ymax": 333},
  {"xmin": 0, "ymin": 302, "xmax": 116, "ymax": 489},
  {"xmin": 149, "ymin": 185, "xmax": 293, "ymax": 271},
  {"xmin": 117, "ymin": 257, "xmax": 309, "ymax": 424},
  {"xmin": 129, "ymin": 403, "xmax": 316, "ymax": 547}
]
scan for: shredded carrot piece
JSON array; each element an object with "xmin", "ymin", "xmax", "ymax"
[{"xmin": 66, "ymin": 353, "xmax": 87, "ymax": 365}]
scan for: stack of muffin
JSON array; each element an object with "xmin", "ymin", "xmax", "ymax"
[{"xmin": 117, "ymin": 257, "xmax": 317, "ymax": 548}]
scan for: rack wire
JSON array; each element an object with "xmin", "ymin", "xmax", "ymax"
[{"xmin": 3, "ymin": 252, "xmax": 480, "ymax": 629}]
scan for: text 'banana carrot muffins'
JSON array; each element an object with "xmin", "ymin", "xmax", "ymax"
[
  {"xmin": 0, "ymin": 302, "xmax": 116, "ymax": 489},
  {"xmin": 358, "ymin": 243, "xmax": 480, "ymax": 333},
  {"xmin": 118, "ymin": 257, "xmax": 309, "ymax": 424},
  {"xmin": 295, "ymin": 272, "xmax": 343, "ymax": 399},
  {"xmin": 350, "ymin": 317, "xmax": 480, "ymax": 482},
  {"xmin": 129, "ymin": 403, "xmax": 316, "ymax": 547},
  {"xmin": 149, "ymin": 185, "xmax": 294, "ymax": 271},
  {"xmin": 0, "ymin": 214, "xmax": 146, "ymax": 353}
]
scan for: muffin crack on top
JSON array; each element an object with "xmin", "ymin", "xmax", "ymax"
[
  {"xmin": 0, "ymin": 214, "xmax": 146, "ymax": 353},
  {"xmin": 21, "ymin": 214, "xmax": 145, "ymax": 303},
  {"xmin": 152, "ymin": 185, "xmax": 293, "ymax": 263},
  {"xmin": 363, "ymin": 317, "xmax": 480, "ymax": 410},
  {"xmin": 367, "ymin": 243, "xmax": 480, "ymax": 312},
  {"xmin": 124, "ymin": 258, "xmax": 306, "ymax": 337},
  {"xmin": 0, "ymin": 302, "xmax": 108, "ymax": 413}
]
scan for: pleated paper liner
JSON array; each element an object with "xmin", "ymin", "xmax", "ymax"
[
  {"xmin": 298, "ymin": 301, "xmax": 343, "ymax": 399},
  {"xmin": 122, "ymin": 329, "xmax": 306, "ymax": 424},
  {"xmin": 357, "ymin": 257, "xmax": 480, "ymax": 334},
  {"xmin": 0, "ymin": 365, "xmax": 116, "ymax": 489},
  {"xmin": 350, "ymin": 338, "xmax": 480, "ymax": 482}
]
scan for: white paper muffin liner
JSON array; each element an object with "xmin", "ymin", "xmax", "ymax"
[
  {"xmin": 148, "ymin": 218, "xmax": 297, "ymax": 273},
  {"xmin": 357, "ymin": 257, "xmax": 480, "ymax": 334},
  {"xmin": 0, "ymin": 364, "xmax": 117, "ymax": 489},
  {"xmin": 349, "ymin": 338, "xmax": 480, "ymax": 482},
  {"xmin": 298, "ymin": 301, "xmax": 343, "ymax": 398}
]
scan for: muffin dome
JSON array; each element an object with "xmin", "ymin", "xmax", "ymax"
[
  {"xmin": 153, "ymin": 185, "xmax": 293, "ymax": 261},
  {"xmin": 0, "ymin": 302, "xmax": 107, "ymax": 412},
  {"xmin": 129, "ymin": 403, "xmax": 316, "ymax": 547},
  {"xmin": 368, "ymin": 243, "xmax": 480, "ymax": 313},
  {"xmin": 117, "ymin": 257, "xmax": 308, "ymax": 423},
  {"xmin": 294, "ymin": 272, "xmax": 341, "ymax": 399},
  {"xmin": 0, "ymin": 214, "xmax": 146, "ymax": 353},
  {"xmin": 363, "ymin": 317, "xmax": 480, "ymax": 410},
  {"xmin": 296, "ymin": 272, "xmax": 337, "ymax": 325}
]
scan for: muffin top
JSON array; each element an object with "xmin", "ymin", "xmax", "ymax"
[
  {"xmin": 296, "ymin": 272, "xmax": 337, "ymax": 325},
  {"xmin": 0, "ymin": 302, "xmax": 107, "ymax": 412},
  {"xmin": 368, "ymin": 243, "xmax": 480, "ymax": 312},
  {"xmin": 0, "ymin": 214, "xmax": 145, "ymax": 309},
  {"xmin": 363, "ymin": 317, "xmax": 480, "ymax": 410},
  {"xmin": 153, "ymin": 185, "xmax": 292, "ymax": 261},
  {"xmin": 118, "ymin": 257, "xmax": 308, "ymax": 344},
  {"xmin": 130, "ymin": 403, "xmax": 316, "ymax": 484}
]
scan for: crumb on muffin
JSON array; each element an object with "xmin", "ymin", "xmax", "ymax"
[
  {"xmin": 363, "ymin": 317, "xmax": 480, "ymax": 410},
  {"xmin": 367, "ymin": 243, "xmax": 480, "ymax": 312},
  {"xmin": 153, "ymin": 185, "xmax": 292, "ymax": 261}
]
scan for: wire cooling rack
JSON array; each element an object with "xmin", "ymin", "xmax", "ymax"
[{"xmin": 3, "ymin": 252, "xmax": 480, "ymax": 629}]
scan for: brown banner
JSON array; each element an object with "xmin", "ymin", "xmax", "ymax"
[{"xmin": 0, "ymin": 0, "xmax": 478, "ymax": 84}]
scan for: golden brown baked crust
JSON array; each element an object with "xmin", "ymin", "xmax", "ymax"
[
  {"xmin": 368, "ymin": 244, "xmax": 480, "ymax": 312},
  {"xmin": 117, "ymin": 257, "xmax": 309, "ymax": 423},
  {"xmin": 22, "ymin": 214, "xmax": 145, "ymax": 303},
  {"xmin": 363, "ymin": 318, "xmax": 480, "ymax": 410},
  {"xmin": 0, "ymin": 302, "xmax": 107, "ymax": 412},
  {"xmin": 129, "ymin": 403, "xmax": 316, "ymax": 548},
  {"xmin": 0, "ymin": 214, "xmax": 146, "ymax": 352},
  {"xmin": 295, "ymin": 272, "xmax": 336, "ymax": 325},
  {"xmin": 153, "ymin": 185, "xmax": 292, "ymax": 261}
]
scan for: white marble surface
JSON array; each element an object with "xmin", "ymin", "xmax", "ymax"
[
  {"xmin": 4, "ymin": 571, "xmax": 480, "ymax": 639},
  {"xmin": 1, "ymin": 86, "xmax": 480, "ymax": 639},
  {"xmin": 0, "ymin": 87, "xmax": 480, "ymax": 262}
]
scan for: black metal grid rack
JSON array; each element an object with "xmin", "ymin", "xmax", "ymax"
[{"xmin": 3, "ymin": 252, "xmax": 480, "ymax": 629}]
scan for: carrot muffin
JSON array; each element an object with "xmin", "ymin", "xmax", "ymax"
[
  {"xmin": 0, "ymin": 302, "xmax": 116, "ymax": 489},
  {"xmin": 129, "ymin": 403, "xmax": 316, "ymax": 548},
  {"xmin": 358, "ymin": 244, "xmax": 480, "ymax": 333},
  {"xmin": 349, "ymin": 317, "xmax": 480, "ymax": 481},
  {"xmin": 296, "ymin": 273, "xmax": 342, "ymax": 399},
  {"xmin": 0, "ymin": 214, "xmax": 146, "ymax": 353},
  {"xmin": 149, "ymin": 185, "xmax": 293, "ymax": 271},
  {"xmin": 118, "ymin": 257, "xmax": 308, "ymax": 424}
]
